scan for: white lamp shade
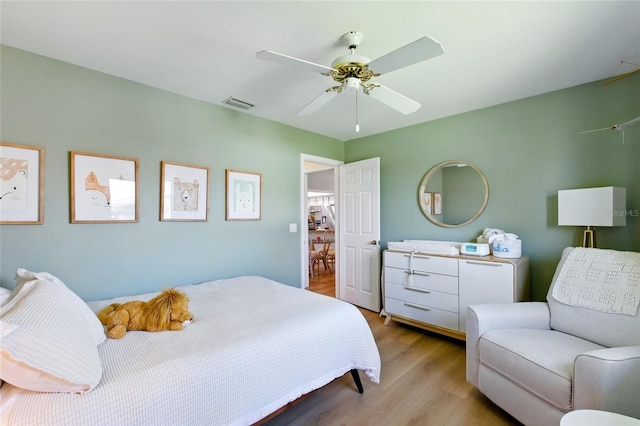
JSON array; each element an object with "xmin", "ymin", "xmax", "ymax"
[{"xmin": 558, "ymin": 186, "xmax": 626, "ymax": 227}]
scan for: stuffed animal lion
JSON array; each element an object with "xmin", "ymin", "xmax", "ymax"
[{"xmin": 97, "ymin": 288, "xmax": 193, "ymax": 339}]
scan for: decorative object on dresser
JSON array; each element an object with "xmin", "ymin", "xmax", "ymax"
[
  {"xmin": 476, "ymin": 228, "xmax": 523, "ymax": 258},
  {"xmin": 467, "ymin": 247, "xmax": 640, "ymax": 426},
  {"xmin": 382, "ymin": 245, "xmax": 529, "ymax": 340},
  {"xmin": 558, "ymin": 186, "xmax": 626, "ymax": 248}
]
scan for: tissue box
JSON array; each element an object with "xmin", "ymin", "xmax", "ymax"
[{"xmin": 492, "ymin": 239, "xmax": 522, "ymax": 258}]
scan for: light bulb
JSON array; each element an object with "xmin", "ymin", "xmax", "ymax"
[{"xmin": 355, "ymin": 124, "xmax": 360, "ymax": 133}]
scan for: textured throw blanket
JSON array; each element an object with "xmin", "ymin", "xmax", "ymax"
[{"xmin": 552, "ymin": 247, "xmax": 640, "ymax": 316}]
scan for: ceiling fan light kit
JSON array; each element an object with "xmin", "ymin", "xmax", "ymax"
[{"xmin": 256, "ymin": 30, "xmax": 445, "ymax": 132}]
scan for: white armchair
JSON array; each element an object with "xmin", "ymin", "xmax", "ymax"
[{"xmin": 466, "ymin": 247, "xmax": 640, "ymax": 426}]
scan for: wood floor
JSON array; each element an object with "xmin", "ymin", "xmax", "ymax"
[{"xmin": 263, "ymin": 271, "xmax": 521, "ymax": 426}]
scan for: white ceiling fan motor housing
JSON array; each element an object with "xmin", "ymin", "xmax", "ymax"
[
  {"xmin": 344, "ymin": 77, "xmax": 360, "ymax": 91},
  {"xmin": 342, "ymin": 31, "xmax": 363, "ymax": 49}
]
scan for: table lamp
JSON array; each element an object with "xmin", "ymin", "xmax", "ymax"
[{"xmin": 558, "ymin": 186, "xmax": 626, "ymax": 248}]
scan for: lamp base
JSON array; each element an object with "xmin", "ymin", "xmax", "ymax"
[{"xmin": 583, "ymin": 226, "xmax": 595, "ymax": 248}]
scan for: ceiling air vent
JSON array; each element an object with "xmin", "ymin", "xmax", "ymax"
[{"xmin": 223, "ymin": 97, "xmax": 254, "ymax": 110}]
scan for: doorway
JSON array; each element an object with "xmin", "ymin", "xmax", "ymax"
[
  {"xmin": 300, "ymin": 155, "xmax": 382, "ymax": 312},
  {"xmin": 300, "ymin": 154, "xmax": 342, "ymax": 296}
]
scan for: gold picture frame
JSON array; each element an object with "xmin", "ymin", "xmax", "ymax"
[
  {"xmin": 225, "ymin": 169, "xmax": 262, "ymax": 221},
  {"xmin": 160, "ymin": 161, "xmax": 209, "ymax": 222},
  {"xmin": 70, "ymin": 151, "xmax": 139, "ymax": 223},
  {"xmin": 433, "ymin": 192, "xmax": 443, "ymax": 215},
  {"xmin": 423, "ymin": 191, "xmax": 433, "ymax": 215},
  {"xmin": 0, "ymin": 142, "xmax": 45, "ymax": 224}
]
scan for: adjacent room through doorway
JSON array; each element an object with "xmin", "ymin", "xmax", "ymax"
[{"xmin": 303, "ymin": 158, "xmax": 338, "ymax": 297}]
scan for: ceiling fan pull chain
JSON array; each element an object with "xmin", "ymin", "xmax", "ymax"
[{"xmin": 355, "ymin": 90, "xmax": 360, "ymax": 133}]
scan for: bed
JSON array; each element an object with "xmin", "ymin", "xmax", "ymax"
[{"xmin": 0, "ymin": 271, "xmax": 381, "ymax": 426}]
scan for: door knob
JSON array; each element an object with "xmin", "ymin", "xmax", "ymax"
[{"xmin": 370, "ymin": 240, "xmax": 379, "ymax": 245}]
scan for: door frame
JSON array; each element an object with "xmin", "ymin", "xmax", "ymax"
[{"xmin": 299, "ymin": 154, "xmax": 343, "ymax": 289}]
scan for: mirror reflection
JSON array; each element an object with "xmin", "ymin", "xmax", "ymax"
[{"xmin": 418, "ymin": 161, "xmax": 489, "ymax": 228}]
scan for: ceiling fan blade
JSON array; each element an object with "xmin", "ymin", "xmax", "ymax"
[
  {"xmin": 297, "ymin": 88, "xmax": 340, "ymax": 116},
  {"xmin": 366, "ymin": 37, "xmax": 444, "ymax": 75},
  {"xmin": 256, "ymin": 50, "xmax": 334, "ymax": 75},
  {"xmin": 365, "ymin": 84, "xmax": 421, "ymax": 114},
  {"xmin": 578, "ymin": 127, "xmax": 611, "ymax": 134},
  {"xmin": 602, "ymin": 67, "xmax": 640, "ymax": 86}
]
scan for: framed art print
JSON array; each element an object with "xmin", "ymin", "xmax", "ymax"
[
  {"xmin": 160, "ymin": 161, "xmax": 209, "ymax": 221},
  {"xmin": 70, "ymin": 151, "xmax": 139, "ymax": 223},
  {"xmin": 0, "ymin": 142, "xmax": 44, "ymax": 224},
  {"xmin": 225, "ymin": 169, "xmax": 261, "ymax": 220},
  {"xmin": 433, "ymin": 192, "xmax": 443, "ymax": 215},
  {"xmin": 423, "ymin": 191, "xmax": 432, "ymax": 215}
]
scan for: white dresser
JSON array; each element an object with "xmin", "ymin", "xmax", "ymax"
[{"xmin": 382, "ymin": 249, "xmax": 530, "ymax": 340}]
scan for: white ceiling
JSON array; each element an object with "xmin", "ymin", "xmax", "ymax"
[{"xmin": 2, "ymin": 1, "xmax": 639, "ymax": 141}]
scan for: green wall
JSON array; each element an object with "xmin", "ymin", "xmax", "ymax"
[
  {"xmin": 0, "ymin": 46, "xmax": 343, "ymax": 300},
  {"xmin": 2, "ymin": 45, "xmax": 638, "ymax": 302},
  {"xmin": 346, "ymin": 74, "xmax": 640, "ymax": 300}
]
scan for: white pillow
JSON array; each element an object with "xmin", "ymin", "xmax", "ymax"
[
  {"xmin": 0, "ymin": 271, "xmax": 105, "ymax": 393},
  {"xmin": 13, "ymin": 269, "xmax": 106, "ymax": 346}
]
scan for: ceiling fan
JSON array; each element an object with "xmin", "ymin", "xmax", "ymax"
[
  {"xmin": 602, "ymin": 60, "xmax": 640, "ymax": 86},
  {"xmin": 579, "ymin": 116, "xmax": 640, "ymax": 134},
  {"xmin": 578, "ymin": 115, "xmax": 640, "ymax": 143},
  {"xmin": 256, "ymin": 31, "xmax": 444, "ymax": 118}
]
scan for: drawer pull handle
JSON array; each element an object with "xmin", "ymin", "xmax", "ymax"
[
  {"xmin": 403, "ymin": 270, "xmax": 431, "ymax": 277},
  {"xmin": 465, "ymin": 261, "xmax": 502, "ymax": 267},
  {"xmin": 404, "ymin": 302, "xmax": 431, "ymax": 312},
  {"xmin": 404, "ymin": 286, "xmax": 431, "ymax": 294},
  {"xmin": 402, "ymin": 254, "xmax": 431, "ymax": 259}
]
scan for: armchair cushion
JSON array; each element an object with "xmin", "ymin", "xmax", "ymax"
[
  {"xmin": 480, "ymin": 329, "xmax": 604, "ymax": 411},
  {"xmin": 466, "ymin": 302, "xmax": 550, "ymax": 388}
]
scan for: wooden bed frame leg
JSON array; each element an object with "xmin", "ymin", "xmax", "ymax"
[{"xmin": 350, "ymin": 369, "xmax": 364, "ymax": 394}]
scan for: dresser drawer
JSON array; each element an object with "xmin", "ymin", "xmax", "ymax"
[
  {"xmin": 385, "ymin": 282, "xmax": 458, "ymax": 312},
  {"xmin": 384, "ymin": 251, "xmax": 458, "ymax": 276},
  {"xmin": 384, "ymin": 267, "xmax": 458, "ymax": 294},
  {"xmin": 385, "ymin": 297, "xmax": 459, "ymax": 331}
]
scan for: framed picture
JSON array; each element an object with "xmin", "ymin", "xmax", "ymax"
[
  {"xmin": 0, "ymin": 142, "xmax": 44, "ymax": 224},
  {"xmin": 70, "ymin": 151, "xmax": 138, "ymax": 223},
  {"xmin": 225, "ymin": 169, "xmax": 261, "ymax": 220},
  {"xmin": 160, "ymin": 161, "xmax": 209, "ymax": 221},
  {"xmin": 423, "ymin": 191, "xmax": 432, "ymax": 215},
  {"xmin": 433, "ymin": 192, "xmax": 443, "ymax": 215}
]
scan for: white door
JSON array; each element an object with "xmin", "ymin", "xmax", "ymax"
[{"xmin": 338, "ymin": 157, "xmax": 381, "ymax": 312}]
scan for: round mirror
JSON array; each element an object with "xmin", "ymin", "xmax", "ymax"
[{"xmin": 418, "ymin": 161, "xmax": 489, "ymax": 228}]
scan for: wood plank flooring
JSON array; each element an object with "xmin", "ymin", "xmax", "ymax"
[{"xmin": 263, "ymin": 272, "xmax": 521, "ymax": 426}]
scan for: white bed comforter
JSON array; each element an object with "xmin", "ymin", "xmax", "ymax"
[{"xmin": 1, "ymin": 276, "xmax": 381, "ymax": 426}]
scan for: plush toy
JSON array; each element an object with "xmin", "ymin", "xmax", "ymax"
[{"xmin": 97, "ymin": 289, "xmax": 193, "ymax": 339}]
